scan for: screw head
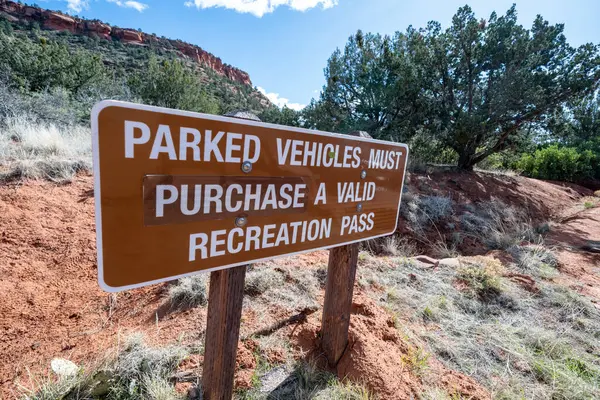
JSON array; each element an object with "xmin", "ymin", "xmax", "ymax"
[
  {"xmin": 360, "ymin": 170, "xmax": 367, "ymax": 179},
  {"xmin": 241, "ymin": 161, "xmax": 253, "ymax": 174},
  {"xmin": 356, "ymin": 203, "xmax": 363, "ymax": 213},
  {"xmin": 235, "ymin": 216, "xmax": 248, "ymax": 227}
]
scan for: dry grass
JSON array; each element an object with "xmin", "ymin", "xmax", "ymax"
[
  {"xmin": 243, "ymin": 262, "xmax": 321, "ymax": 311},
  {"xmin": 357, "ymin": 247, "xmax": 600, "ymax": 399},
  {"xmin": 402, "ymin": 194, "xmax": 454, "ymax": 234},
  {"xmin": 508, "ymin": 244, "xmax": 559, "ymax": 279},
  {"xmin": 0, "ymin": 115, "xmax": 92, "ymax": 182},
  {"xmin": 237, "ymin": 360, "xmax": 377, "ymax": 400},
  {"xmin": 167, "ymin": 274, "xmax": 209, "ymax": 310},
  {"xmin": 245, "ymin": 267, "xmax": 285, "ymax": 297},
  {"xmin": 363, "ymin": 235, "xmax": 418, "ymax": 257},
  {"xmin": 19, "ymin": 333, "xmax": 189, "ymax": 400},
  {"xmin": 460, "ymin": 198, "xmax": 542, "ymax": 250},
  {"xmin": 473, "ymin": 167, "xmax": 520, "ymax": 177}
]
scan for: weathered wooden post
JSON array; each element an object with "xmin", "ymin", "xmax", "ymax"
[
  {"xmin": 321, "ymin": 131, "xmax": 372, "ymax": 367},
  {"xmin": 202, "ymin": 111, "xmax": 261, "ymax": 400},
  {"xmin": 202, "ymin": 266, "xmax": 247, "ymax": 399},
  {"xmin": 321, "ymin": 243, "xmax": 359, "ymax": 365}
]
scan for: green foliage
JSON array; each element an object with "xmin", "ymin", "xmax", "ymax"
[
  {"xmin": 129, "ymin": 57, "xmax": 219, "ymax": 114},
  {"xmin": 456, "ymin": 258, "xmax": 505, "ymax": 301},
  {"xmin": 310, "ymin": 5, "xmax": 600, "ymax": 169},
  {"xmin": 549, "ymin": 96, "xmax": 600, "ymax": 150},
  {"xmin": 515, "ymin": 145, "xmax": 598, "ymax": 181},
  {"xmin": 401, "ymin": 347, "xmax": 430, "ymax": 376},
  {"xmin": 0, "ymin": 31, "xmax": 104, "ymax": 93},
  {"xmin": 0, "ymin": 17, "xmax": 13, "ymax": 35},
  {"xmin": 258, "ymin": 106, "xmax": 301, "ymax": 127}
]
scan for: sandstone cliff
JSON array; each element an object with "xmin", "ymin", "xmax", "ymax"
[{"xmin": 0, "ymin": 0, "xmax": 252, "ymax": 86}]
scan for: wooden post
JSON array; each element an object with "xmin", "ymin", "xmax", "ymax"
[
  {"xmin": 321, "ymin": 130, "xmax": 371, "ymax": 367},
  {"xmin": 202, "ymin": 111, "xmax": 261, "ymax": 400},
  {"xmin": 202, "ymin": 266, "xmax": 247, "ymax": 399},
  {"xmin": 321, "ymin": 243, "xmax": 359, "ymax": 366}
]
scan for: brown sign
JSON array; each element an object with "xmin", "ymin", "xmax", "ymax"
[{"xmin": 92, "ymin": 101, "xmax": 408, "ymax": 291}]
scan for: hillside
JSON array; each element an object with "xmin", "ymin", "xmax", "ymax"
[
  {"xmin": 1, "ymin": 170, "xmax": 599, "ymax": 399},
  {"xmin": 0, "ymin": 0, "xmax": 271, "ymax": 116}
]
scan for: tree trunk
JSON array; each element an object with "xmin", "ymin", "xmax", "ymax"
[{"xmin": 457, "ymin": 147, "xmax": 476, "ymax": 171}]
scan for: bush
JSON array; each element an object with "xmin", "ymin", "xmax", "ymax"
[
  {"xmin": 401, "ymin": 194, "xmax": 453, "ymax": 232},
  {"xmin": 129, "ymin": 57, "xmax": 219, "ymax": 114},
  {"xmin": 456, "ymin": 258, "xmax": 505, "ymax": 301},
  {"xmin": 460, "ymin": 198, "xmax": 540, "ymax": 250},
  {"xmin": 0, "ymin": 31, "xmax": 104, "ymax": 93},
  {"xmin": 508, "ymin": 244, "xmax": 559, "ymax": 279},
  {"xmin": 515, "ymin": 145, "xmax": 598, "ymax": 182}
]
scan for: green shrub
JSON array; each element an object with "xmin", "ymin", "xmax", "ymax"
[
  {"xmin": 456, "ymin": 258, "xmax": 505, "ymax": 301},
  {"xmin": 128, "ymin": 57, "xmax": 219, "ymax": 114},
  {"xmin": 515, "ymin": 145, "xmax": 598, "ymax": 182}
]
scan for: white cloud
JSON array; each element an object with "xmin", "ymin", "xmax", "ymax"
[
  {"xmin": 66, "ymin": 0, "xmax": 89, "ymax": 13},
  {"xmin": 257, "ymin": 87, "xmax": 305, "ymax": 111},
  {"xmin": 184, "ymin": 0, "xmax": 338, "ymax": 17},
  {"xmin": 107, "ymin": 0, "xmax": 149, "ymax": 12}
]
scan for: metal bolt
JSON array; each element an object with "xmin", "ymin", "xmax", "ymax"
[
  {"xmin": 356, "ymin": 203, "xmax": 363, "ymax": 213},
  {"xmin": 241, "ymin": 161, "xmax": 253, "ymax": 174},
  {"xmin": 360, "ymin": 170, "xmax": 367, "ymax": 179},
  {"xmin": 235, "ymin": 216, "xmax": 248, "ymax": 227}
]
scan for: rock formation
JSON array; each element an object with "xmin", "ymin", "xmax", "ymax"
[{"xmin": 0, "ymin": 0, "xmax": 252, "ymax": 86}]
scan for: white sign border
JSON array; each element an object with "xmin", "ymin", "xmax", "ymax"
[{"xmin": 92, "ymin": 100, "xmax": 409, "ymax": 292}]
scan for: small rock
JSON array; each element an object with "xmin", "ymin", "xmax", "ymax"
[
  {"xmin": 50, "ymin": 358, "xmax": 79, "ymax": 377},
  {"xmin": 439, "ymin": 258, "xmax": 461, "ymax": 268},
  {"xmin": 414, "ymin": 255, "xmax": 439, "ymax": 266},
  {"xmin": 259, "ymin": 366, "xmax": 293, "ymax": 394}
]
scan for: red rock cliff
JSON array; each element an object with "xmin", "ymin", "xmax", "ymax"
[{"xmin": 0, "ymin": 0, "xmax": 252, "ymax": 86}]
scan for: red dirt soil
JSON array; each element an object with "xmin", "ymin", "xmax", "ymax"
[
  {"xmin": 290, "ymin": 293, "xmax": 490, "ymax": 400},
  {"xmin": 548, "ymin": 205, "xmax": 600, "ymax": 303},
  {"xmin": 0, "ymin": 172, "xmax": 596, "ymax": 399},
  {"xmin": 399, "ymin": 170, "xmax": 593, "ymax": 257}
]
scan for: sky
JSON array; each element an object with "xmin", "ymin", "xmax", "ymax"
[{"xmin": 39, "ymin": 0, "xmax": 600, "ymax": 110}]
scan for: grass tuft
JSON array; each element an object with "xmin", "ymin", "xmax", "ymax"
[
  {"xmin": 402, "ymin": 347, "xmax": 430, "ymax": 376},
  {"xmin": 402, "ymin": 194, "xmax": 454, "ymax": 233},
  {"xmin": 456, "ymin": 258, "xmax": 505, "ymax": 301},
  {"xmin": 508, "ymin": 244, "xmax": 559, "ymax": 279},
  {"xmin": 245, "ymin": 267, "xmax": 285, "ymax": 297},
  {"xmin": 363, "ymin": 235, "xmax": 418, "ymax": 257},
  {"xmin": 20, "ymin": 333, "xmax": 188, "ymax": 400},
  {"xmin": 168, "ymin": 274, "xmax": 209, "ymax": 310}
]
